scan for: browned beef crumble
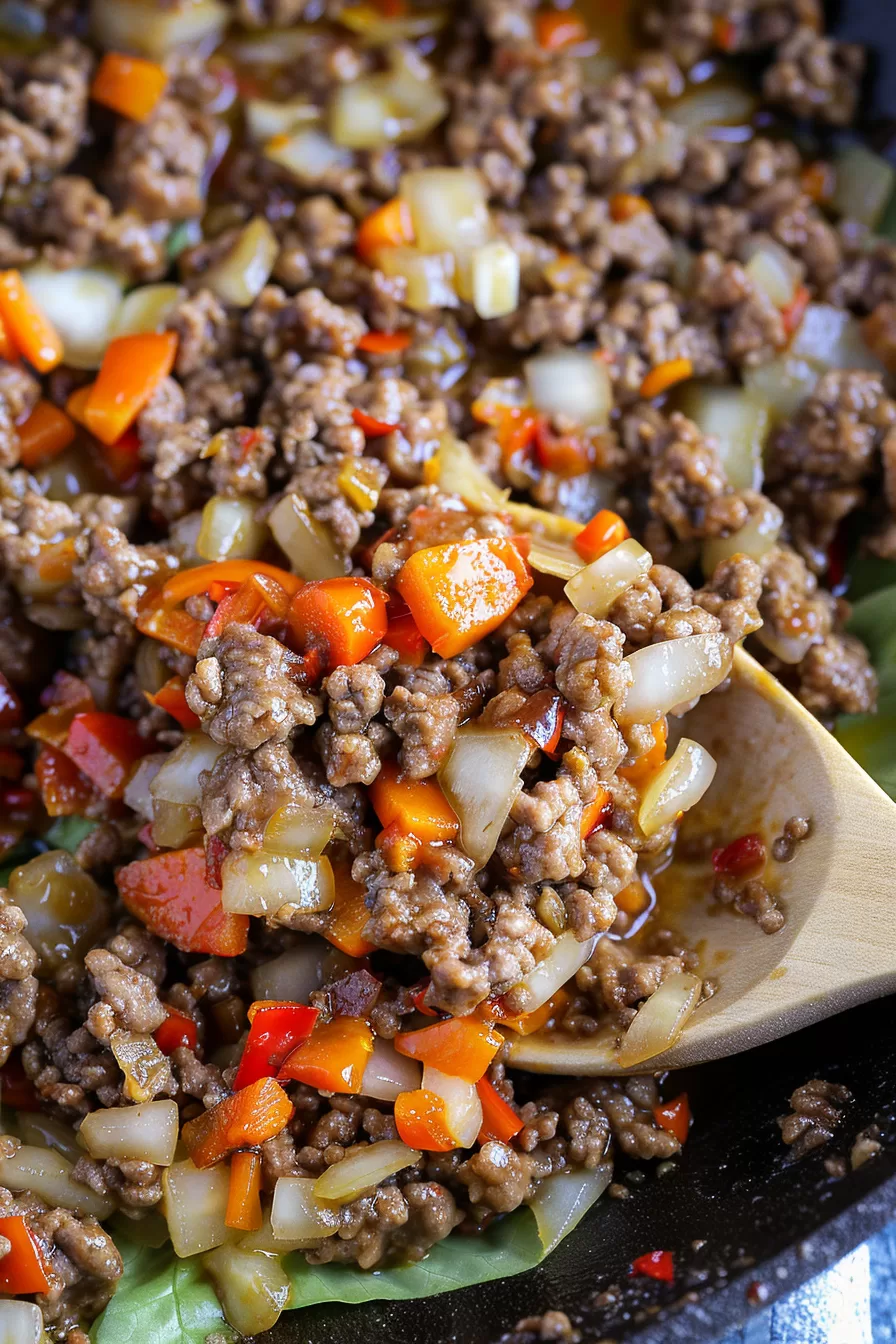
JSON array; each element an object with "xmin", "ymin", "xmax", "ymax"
[{"xmin": 778, "ymin": 1079, "xmax": 852, "ymax": 1160}]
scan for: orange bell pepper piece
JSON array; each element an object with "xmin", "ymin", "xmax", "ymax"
[
  {"xmin": 394, "ymin": 1017, "xmax": 502, "ymax": 1083},
  {"xmin": 781, "ymin": 284, "xmax": 810, "ymax": 340},
  {"xmin": 618, "ymin": 719, "xmax": 667, "ymax": 787},
  {"xmin": 573, "ymin": 508, "xmax": 630, "ymax": 563},
  {"xmin": 84, "ymin": 331, "xmax": 178, "ymax": 445},
  {"xmin": 27, "ymin": 672, "xmax": 94, "ymax": 746},
  {"xmin": 0, "ymin": 310, "xmax": 16, "ymax": 361},
  {"xmin": 135, "ymin": 601, "xmax": 206, "ymax": 658},
  {"xmin": 65, "ymin": 383, "xmax": 93, "ymax": 427},
  {"xmin": 376, "ymin": 821, "xmax": 422, "ymax": 872},
  {"xmin": 91, "ymin": 51, "xmax": 168, "ymax": 122},
  {"xmin": 183, "ymin": 1076, "xmax": 294, "ymax": 1169},
  {"xmin": 383, "ymin": 607, "xmax": 428, "ymax": 666},
  {"xmin": 161, "ymin": 560, "xmax": 302, "ymax": 610},
  {"xmin": 352, "ymin": 406, "xmax": 399, "ymax": 437},
  {"xmin": 65, "ymin": 712, "xmax": 152, "ymax": 799},
  {"xmin": 0, "ymin": 1215, "xmax": 50, "ymax": 1294},
  {"xmin": 34, "ymin": 744, "xmax": 97, "ymax": 817},
  {"xmin": 495, "ymin": 407, "xmax": 539, "ymax": 467},
  {"xmin": 16, "ymin": 400, "xmax": 75, "ymax": 469},
  {"xmin": 288, "ymin": 576, "xmax": 388, "ymax": 672},
  {"xmin": 639, "ymin": 356, "xmax": 693, "ymax": 401},
  {"xmin": 609, "ymin": 192, "xmax": 652, "ymax": 223},
  {"xmin": 581, "ymin": 785, "xmax": 612, "ymax": 839},
  {"xmin": 394, "ymin": 1089, "xmax": 455, "ymax": 1152},
  {"xmin": 533, "ymin": 420, "xmax": 595, "ymax": 477},
  {"xmin": 395, "ymin": 537, "xmax": 533, "ymax": 659},
  {"xmin": 225, "ymin": 1150, "xmax": 263, "ymax": 1231},
  {"xmin": 278, "ymin": 1016, "xmax": 373, "ymax": 1093},
  {"xmin": 0, "ymin": 271, "xmax": 63, "ymax": 372},
  {"xmin": 145, "ymin": 675, "xmax": 200, "ymax": 731},
  {"xmin": 204, "ymin": 573, "xmax": 291, "ymax": 641},
  {"xmin": 476, "ymin": 1078, "xmax": 523, "ymax": 1144},
  {"xmin": 369, "ymin": 759, "xmax": 459, "ymax": 843},
  {"xmin": 357, "ymin": 330, "xmax": 411, "ymax": 354},
  {"xmin": 325, "ymin": 860, "xmax": 374, "ymax": 957},
  {"xmin": 117, "ymin": 847, "xmax": 249, "ymax": 958},
  {"xmin": 99, "ymin": 427, "xmax": 142, "ymax": 487},
  {"xmin": 356, "ymin": 197, "xmax": 414, "ymax": 265},
  {"xmin": 653, "ymin": 1092, "xmax": 691, "ymax": 1145},
  {"xmin": 534, "ymin": 8, "xmax": 588, "ymax": 49},
  {"xmin": 489, "ymin": 987, "xmax": 570, "ymax": 1036}
]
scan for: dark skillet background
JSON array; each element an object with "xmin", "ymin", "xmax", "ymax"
[{"xmin": 270, "ymin": 6, "xmax": 896, "ymax": 1340}]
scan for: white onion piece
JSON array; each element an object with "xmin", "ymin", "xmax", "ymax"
[
  {"xmin": 375, "ymin": 245, "xmax": 458, "ymax": 311},
  {"xmin": 742, "ymin": 238, "xmax": 801, "ymax": 308},
  {"xmin": 753, "ymin": 621, "xmax": 817, "ymax": 665},
  {"xmin": 525, "ymin": 348, "xmax": 612, "ymax": 428},
  {"xmin": 123, "ymin": 752, "xmax": 166, "ymax": 821},
  {"xmin": 437, "ymin": 434, "xmax": 508, "ymax": 513},
  {"xmin": 168, "ymin": 510, "xmax": 204, "ymax": 564},
  {"xmin": 564, "ymin": 538, "xmax": 651, "ymax": 619},
  {"xmin": 263, "ymin": 802, "xmax": 334, "ymax": 859},
  {"xmin": 616, "ymin": 971, "xmax": 702, "ymax": 1067},
  {"xmin": 743, "ymin": 356, "xmax": 819, "ymax": 417},
  {"xmin": 162, "ymin": 1160, "xmax": 230, "ymax": 1258},
  {"xmin": 111, "ymin": 283, "xmax": 183, "ymax": 340},
  {"xmin": 249, "ymin": 938, "xmax": 339, "ymax": 1003},
  {"xmin": 361, "ymin": 1038, "xmax": 422, "ymax": 1102},
  {"xmin": 221, "ymin": 852, "xmax": 335, "ymax": 917},
  {"xmin": 400, "ymin": 168, "xmax": 490, "ymax": 256},
  {"xmin": 338, "ymin": 5, "xmax": 447, "ymax": 43},
  {"xmin": 638, "ymin": 737, "xmax": 716, "ymax": 838},
  {"xmin": 790, "ymin": 304, "xmax": 885, "ymax": 373},
  {"xmin": 245, "ymin": 97, "xmax": 318, "ymax": 143},
  {"xmin": 439, "ymin": 727, "xmax": 528, "ymax": 869},
  {"xmin": 197, "ymin": 495, "xmax": 268, "ymax": 563},
  {"xmin": 666, "ymin": 84, "xmax": 756, "ymax": 133},
  {"xmin": 702, "ymin": 498, "xmax": 783, "ymax": 574},
  {"xmin": 22, "ymin": 265, "xmax": 123, "ymax": 370},
  {"xmin": 204, "ymin": 217, "xmax": 279, "ymax": 308},
  {"xmin": 265, "ymin": 127, "xmax": 352, "ymax": 184},
  {"xmin": 240, "ymin": 1209, "xmax": 321, "ymax": 1254},
  {"xmin": 831, "ymin": 146, "xmax": 896, "ymax": 228},
  {"xmin": 80, "ymin": 1101, "xmax": 179, "ymax": 1166},
  {"xmin": 90, "ymin": 0, "xmax": 228, "ymax": 57},
  {"xmin": 329, "ymin": 49, "xmax": 446, "ymax": 150},
  {"xmin": 268, "ymin": 493, "xmax": 346, "ymax": 577},
  {"xmin": 150, "ymin": 800, "xmax": 202, "ymax": 850},
  {"xmin": 619, "ymin": 633, "xmax": 733, "ymax": 725},
  {"xmin": 422, "ymin": 1065, "xmax": 482, "ymax": 1148},
  {"xmin": 501, "ymin": 499, "xmax": 584, "ymax": 543},
  {"xmin": 313, "ymin": 1140, "xmax": 420, "ymax": 1203},
  {"xmin": 527, "ymin": 1160, "xmax": 613, "ymax": 1255},
  {"xmin": 528, "ymin": 536, "xmax": 584, "ymax": 580},
  {"xmin": 0, "ymin": 1302, "xmax": 42, "ymax": 1344},
  {"xmin": 202, "ymin": 1245, "xmax": 291, "ymax": 1338},
  {"xmin": 681, "ymin": 386, "xmax": 768, "ymax": 491},
  {"xmin": 17, "ymin": 1112, "xmax": 82, "ymax": 1163},
  {"xmin": 472, "ymin": 240, "xmax": 520, "ymax": 319},
  {"xmin": 508, "ymin": 931, "xmax": 599, "ymax": 1017},
  {"xmin": 271, "ymin": 1177, "xmax": 339, "ymax": 1241},
  {"xmin": 150, "ymin": 733, "xmax": 227, "ymax": 806},
  {"xmin": 110, "ymin": 1030, "xmax": 171, "ymax": 1103},
  {"xmin": 228, "ymin": 26, "xmax": 316, "ymax": 63},
  {"xmin": 0, "ymin": 1144, "xmax": 113, "ymax": 1219}
]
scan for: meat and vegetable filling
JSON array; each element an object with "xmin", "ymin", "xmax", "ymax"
[{"xmin": 0, "ymin": 0, "xmax": 892, "ymax": 1337}]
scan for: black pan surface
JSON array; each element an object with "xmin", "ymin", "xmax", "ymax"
[{"xmin": 272, "ymin": 5, "xmax": 896, "ymax": 1339}]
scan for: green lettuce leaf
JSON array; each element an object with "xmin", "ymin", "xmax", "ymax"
[{"xmin": 836, "ymin": 580, "xmax": 896, "ymax": 799}]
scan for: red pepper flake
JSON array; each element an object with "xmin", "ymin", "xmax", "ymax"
[
  {"xmin": 630, "ymin": 1250, "xmax": 675, "ymax": 1283},
  {"xmin": 711, "ymin": 833, "xmax": 766, "ymax": 876},
  {"xmin": 653, "ymin": 1092, "xmax": 691, "ymax": 1145},
  {"xmin": 205, "ymin": 834, "xmax": 228, "ymax": 890}
]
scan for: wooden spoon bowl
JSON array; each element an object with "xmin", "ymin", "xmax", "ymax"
[{"xmin": 507, "ymin": 646, "xmax": 896, "ymax": 1076}]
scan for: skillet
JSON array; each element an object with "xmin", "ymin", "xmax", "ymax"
[{"xmin": 270, "ymin": 3, "xmax": 896, "ymax": 1340}]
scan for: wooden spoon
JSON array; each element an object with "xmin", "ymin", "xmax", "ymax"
[{"xmin": 507, "ymin": 644, "xmax": 896, "ymax": 1076}]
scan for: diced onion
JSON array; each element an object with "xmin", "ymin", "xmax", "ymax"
[
  {"xmin": 168, "ymin": 510, "xmax": 204, "ymax": 564},
  {"xmin": 400, "ymin": 168, "xmax": 490, "ymax": 257},
  {"xmin": 524, "ymin": 349, "xmax": 612, "ymax": 428},
  {"xmin": 313, "ymin": 1140, "xmax": 420, "ymax": 1204},
  {"xmin": 268, "ymin": 493, "xmax": 346, "ymax": 578},
  {"xmin": 202, "ymin": 1245, "xmax": 291, "ymax": 1338},
  {"xmin": 249, "ymin": 938, "xmax": 337, "ymax": 1003},
  {"xmin": 111, "ymin": 284, "xmax": 183, "ymax": 340},
  {"xmin": 422, "ymin": 1065, "xmax": 482, "ymax": 1148},
  {"xmin": 338, "ymin": 4, "xmax": 447, "ymax": 43},
  {"xmin": 831, "ymin": 146, "xmax": 896, "ymax": 229},
  {"xmin": 361, "ymin": 1038, "xmax": 422, "ymax": 1102},
  {"xmin": 0, "ymin": 1144, "xmax": 114, "ymax": 1220},
  {"xmin": 439, "ymin": 727, "xmax": 528, "ymax": 869},
  {"xmin": 245, "ymin": 97, "xmax": 319, "ymax": 143},
  {"xmin": 22, "ymin": 265, "xmax": 123, "ymax": 371},
  {"xmin": 8, "ymin": 851, "xmax": 109, "ymax": 978},
  {"xmin": 162, "ymin": 1159, "xmax": 230, "ymax": 1258},
  {"xmin": 329, "ymin": 49, "xmax": 446, "ymax": 150},
  {"xmin": 90, "ymin": 0, "xmax": 228, "ymax": 59},
  {"xmin": 702, "ymin": 497, "xmax": 783, "ymax": 574},
  {"xmin": 742, "ymin": 239, "xmax": 801, "ymax": 309},
  {"xmin": 753, "ymin": 621, "xmax": 817, "ymax": 665},
  {"xmin": 227, "ymin": 27, "xmax": 316, "ymax": 63},
  {"xmin": 150, "ymin": 733, "xmax": 227, "ymax": 806},
  {"xmin": 110, "ymin": 1030, "xmax": 171, "ymax": 1104},
  {"xmin": 80, "ymin": 1101, "xmax": 179, "ymax": 1166},
  {"xmin": 681, "ymin": 386, "xmax": 768, "ymax": 491},
  {"xmin": 790, "ymin": 304, "xmax": 885, "ymax": 374},
  {"xmin": 528, "ymin": 536, "xmax": 584, "ymax": 580},
  {"xmin": 666, "ymin": 84, "xmax": 756, "ymax": 134},
  {"xmin": 616, "ymin": 971, "xmax": 702, "ymax": 1067},
  {"xmin": 619, "ymin": 633, "xmax": 733, "ymax": 725},
  {"xmin": 508, "ymin": 931, "xmax": 599, "ymax": 1017},
  {"xmin": 197, "ymin": 496, "xmax": 268, "ymax": 563},
  {"xmin": 375, "ymin": 245, "xmax": 458, "ymax": 312},
  {"xmin": 437, "ymin": 434, "xmax": 508, "ymax": 513},
  {"xmin": 743, "ymin": 356, "xmax": 819, "ymax": 417},
  {"xmin": 17, "ymin": 1112, "xmax": 82, "ymax": 1163},
  {"xmin": 270, "ymin": 1177, "xmax": 339, "ymax": 1241},
  {"xmin": 150, "ymin": 799, "xmax": 202, "ymax": 850},
  {"xmin": 637, "ymin": 737, "xmax": 716, "ymax": 838},
  {"xmin": 471, "ymin": 240, "xmax": 520, "ymax": 320},
  {"xmin": 240, "ymin": 1209, "xmax": 320, "ymax": 1254},
  {"xmin": 263, "ymin": 802, "xmax": 334, "ymax": 859},
  {"xmin": 204, "ymin": 217, "xmax": 279, "ymax": 309},
  {"xmin": 221, "ymin": 852, "xmax": 335, "ymax": 917},
  {"xmin": 501, "ymin": 499, "xmax": 584, "ymax": 543},
  {"xmin": 564, "ymin": 538, "xmax": 651, "ymax": 619},
  {"xmin": 0, "ymin": 1302, "xmax": 42, "ymax": 1344},
  {"xmin": 527, "ymin": 1161, "xmax": 613, "ymax": 1255},
  {"xmin": 265, "ymin": 127, "xmax": 352, "ymax": 185}
]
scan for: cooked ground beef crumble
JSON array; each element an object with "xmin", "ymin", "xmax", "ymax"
[{"xmin": 0, "ymin": 0, "xmax": 888, "ymax": 1336}]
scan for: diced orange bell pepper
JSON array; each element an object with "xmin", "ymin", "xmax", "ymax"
[
  {"xmin": 396, "ymin": 537, "xmax": 533, "ymax": 659},
  {"xmin": 183, "ymin": 1076, "xmax": 294, "ymax": 1169},
  {"xmin": 781, "ymin": 284, "xmax": 810, "ymax": 340},
  {"xmin": 34, "ymin": 536, "xmax": 77, "ymax": 586},
  {"xmin": 0, "ymin": 310, "xmax": 16, "ymax": 362},
  {"xmin": 800, "ymin": 161, "xmax": 834, "ymax": 205},
  {"xmin": 325, "ymin": 860, "xmax": 374, "ymax": 957},
  {"xmin": 376, "ymin": 821, "xmax": 422, "ymax": 873},
  {"xmin": 225, "ymin": 1150, "xmax": 263, "ymax": 1231},
  {"xmin": 534, "ymin": 420, "xmax": 595, "ymax": 477},
  {"xmin": 91, "ymin": 51, "xmax": 168, "ymax": 122},
  {"xmin": 0, "ymin": 1215, "xmax": 50, "ymax": 1294},
  {"xmin": 581, "ymin": 785, "xmax": 612, "ymax": 839},
  {"xmin": 135, "ymin": 598, "xmax": 206, "ymax": 658},
  {"xmin": 0, "ymin": 672, "xmax": 23, "ymax": 731},
  {"xmin": 653, "ymin": 1092, "xmax": 690, "ymax": 1145},
  {"xmin": 84, "ymin": 331, "xmax": 178, "ymax": 445},
  {"xmin": 496, "ymin": 407, "xmax": 539, "ymax": 467},
  {"xmin": 34, "ymin": 744, "xmax": 98, "ymax": 817},
  {"xmin": 288, "ymin": 577, "xmax": 389, "ymax": 672},
  {"xmin": 712, "ymin": 14, "xmax": 739, "ymax": 50},
  {"xmin": 618, "ymin": 719, "xmax": 667, "ymax": 787},
  {"xmin": 16, "ymin": 400, "xmax": 75, "ymax": 469},
  {"xmin": 639, "ymin": 357, "xmax": 693, "ymax": 401},
  {"xmin": 609, "ymin": 192, "xmax": 653, "ymax": 223},
  {"xmin": 0, "ymin": 271, "xmax": 64, "ymax": 372},
  {"xmin": 65, "ymin": 712, "xmax": 152, "ymax": 799},
  {"xmin": 278, "ymin": 1016, "xmax": 373, "ymax": 1093},
  {"xmin": 116, "ymin": 847, "xmax": 249, "ymax": 957},
  {"xmin": 394, "ymin": 1017, "xmax": 502, "ymax": 1083},
  {"xmin": 476, "ymin": 1077, "xmax": 523, "ymax": 1144},
  {"xmin": 65, "ymin": 383, "xmax": 93, "ymax": 427},
  {"xmin": 357, "ymin": 330, "xmax": 411, "ymax": 355},
  {"xmin": 356, "ymin": 197, "xmax": 414, "ymax": 265},
  {"xmin": 369, "ymin": 759, "xmax": 459, "ymax": 843},
  {"xmin": 161, "ymin": 560, "xmax": 302, "ymax": 610},
  {"xmin": 573, "ymin": 508, "xmax": 630, "ymax": 563},
  {"xmin": 99, "ymin": 427, "xmax": 142, "ymax": 487},
  {"xmin": 383, "ymin": 607, "xmax": 428, "ymax": 666},
  {"xmin": 534, "ymin": 8, "xmax": 588, "ymax": 49},
  {"xmin": 204, "ymin": 573, "xmax": 291, "ymax": 641},
  {"xmin": 394, "ymin": 1089, "xmax": 455, "ymax": 1152},
  {"xmin": 489, "ymin": 987, "xmax": 569, "ymax": 1036},
  {"xmin": 145, "ymin": 676, "xmax": 201, "ymax": 730}
]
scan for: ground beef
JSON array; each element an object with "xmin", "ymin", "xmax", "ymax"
[
  {"xmin": 383, "ymin": 679, "xmax": 460, "ymax": 779},
  {"xmin": 457, "ymin": 1140, "xmax": 535, "ymax": 1213},
  {"xmin": 763, "ymin": 28, "xmax": 864, "ymax": 125},
  {"xmin": 318, "ymin": 662, "xmax": 386, "ymax": 787},
  {"xmin": 712, "ymin": 874, "xmax": 785, "ymax": 934},
  {"xmin": 778, "ymin": 1078, "xmax": 851, "ymax": 1159},
  {"xmin": 509, "ymin": 1310, "xmax": 580, "ymax": 1343},
  {"xmin": 649, "ymin": 411, "xmax": 748, "ymax": 541},
  {"xmin": 694, "ymin": 554, "xmax": 763, "ymax": 642},
  {"xmin": 83, "ymin": 949, "xmax": 168, "ymax": 1043},
  {"xmin": 0, "ymin": 39, "xmax": 92, "ymax": 192},
  {"xmin": 108, "ymin": 96, "xmax": 219, "ymax": 222},
  {"xmin": 0, "ymin": 359, "xmax": 40, "ymax": 468},
  {"xmin": 0, "ymin": 894, "xmax": 38, "ymax": 1066},
  {"xmin": 772, "ymin": 815, "xmax": 811, "ymax": 862}
]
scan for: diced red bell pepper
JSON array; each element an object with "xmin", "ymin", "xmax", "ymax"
[
  {"xmin": 183, "ymin": 1076, "xmax": 294, "ymax": 1169},
  {"xmin": 0, "ymin": 1052, "xmax": 41, "ymax": 1111},
  {"xmin": 26, "ymin": 671, "xmax": 95, "ymax": 748},
  {"xmin": 65, "ymin": 712, "xmax": 152, "ymax": 800},
  {"xmin": 574, "ymin": 508, "xmax": 630, "ymax": 564},
  {"xmin": 653, "ymin": 1092, "xmax": 690, "ymax": 1146},
  {"xmin": 711, "ymin": 833, "xmax": 766, "ymax": 876},
  {"xmin": 154, "ymin": 1008, "xmax": 199, "ymax": 1056},
  {"xmin": 630, "ymin": 1250, "xmax": 675, "ymax": 1283},
  {"xmin": 204, "ymin": 573, "xmax": 292, "ymax": 641},
  {"xmin": 34, "ymin": 744, "xmax": 98, "ymax": 817},
  {"xmin": 0, "ymin": 748, "xmax": 23, "ymax": 780},
  {"xmin": 383, "ymin": 606, "xmax": 428, "ymax": 667},
  {"xmin": 99, "ymin": 427, "xmax": 142, "ymax": 488},
  {"xmin": 145, "ymin": 676, "xmax": 200, "ymax": 730},
  {"xmin": 409, "ymin": 979, "xmax": 438, "ymax": 1018},
  {"xmin": 534, "ymin": 419, "xmax": 595, "ymax": 477},
  {"xmin": 0, "ymin": 1215, "xmax": 50, "ymax": 1294},
  {"xmin": 0, "ymin": 672, "xmax": 23, "ymax": 731},
  {"xmin": 477, "ymin": 1077, "xmax": 523, "ymax": 1144},
  {"xmin": 116, "ymin": 847, "xmax": 249, "ymax": 957},
  {"xmin": 234, "ymin": 1001, "xmax": 320, "ymax": 1091},
  {"xmin": 394, "ymin": 1017, "xmax": 502, "ymax": 1084}
]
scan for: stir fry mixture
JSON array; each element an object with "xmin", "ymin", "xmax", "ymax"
[{"xmin": 0, "ymin": 0, "xmax": 892, "ymax": 1336}]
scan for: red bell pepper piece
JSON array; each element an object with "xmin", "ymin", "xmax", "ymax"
[
  {"xmin": 409, "ymin": 979, "xmax": 438, "ymax": 1018},
  {"xmin": 233, "ymin": 1001, "xmax": 320, "ymax": 1090},
  {"xmin": 630, "ymin": 1250, "xmax": 675, "ymax": 1283},
  {"xmin": 383, "ymin": 606, "xmax": 428, "ymax": 667},
  {"xmin": 116, "ymin": 847, "xmax": 249, "ymax": 957},
  {"xmin": 574, "ymin": 509, "xmax": 630, "ymax": 564},
  {"xmin": 34, "ymin": 744, "xmax": 98, "ymax": 817},
  {"xmin": 476, "ymin": 1077, "xmax": 523, "ymax": 1144},
  {"xmin": 0, "ymin": 1215, "xmax": 50, "ymax": 1294},
  {"xmin": 145, "ymin": 675, "xmax": 200, "ymax": 730},
  {"xmin": 711, "ymin": 833, "xmax": 766, "ymax": 876},
  {"xmin": 352, "ymin": 407, "xmax": 398, "ymax": 437},
  {"xmin": 26, "ymin": 671, "xmax": 95, "ymax": 748},
  {"xmin": 154, "ymin": 1008, "xmax": 198, "ymax": 1056},
  {"xmin": 653, "ymin": 1092, "xmax": 690, "ymax": 1145},
  {"xmin": 65, "ymin": 712, "xmax": 152, "ymax": 799},
  {"xmin": 183, "ymin": 1076, "xmax": 294, "ymax": 1169},
  {"xmin": 0, "ymin": 1052, "xmax": 41, "ymax": 1111},
  {"xmin": 204, "ymin": 573, "xmax": 291, "ymax": 641}
]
